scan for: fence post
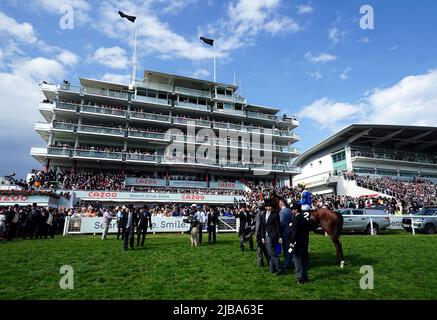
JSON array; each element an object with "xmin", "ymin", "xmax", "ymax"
[
  {"xmin": 369, "ymin": 216, "xmax": 374, "ymax": 236},
  {"xmin": 410, "ymin": 213, "xmax": 415, "ymax": 236},
  {"xmin": 63, "ymin": 216, "xmax": 70, "ymax": 236}
]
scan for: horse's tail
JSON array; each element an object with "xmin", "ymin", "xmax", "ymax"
[{"xmin": 333, "ymin": 211, "xmax": 343, "ymax": 240}]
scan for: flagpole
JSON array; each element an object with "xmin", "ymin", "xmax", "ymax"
[
  {"xmin": 131, "ymin": 27, "xmax": 138, "ymax": 85},
  {"xmin": 213, "ymin": 44, "xmax": 216, "ymax": 83}
]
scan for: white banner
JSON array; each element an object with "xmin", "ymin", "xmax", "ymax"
[
  {"xmin": 79, "ymin": 217, "xmax": 190, "ymax": 233},
  {"xmin": 169, "ymin": 180, "xmax": 208, "ymax": 188},
  {"xmin": 68, "ymin": 190, "xmax": 244, "ymax": 204},
  {"xmin": 387, "ymin": 216, "xmax": 404, "ymax": 230},
  {"xmin": 124, "ymin": 177, "xmax": 166, "ymax": 187},
  {"xmin": 210, "ymin": 181, "xmax": 246, "ymax": 190},
  {"xmin": 0, "ymin": 194, "xmax": 64, "ymax": 208}
]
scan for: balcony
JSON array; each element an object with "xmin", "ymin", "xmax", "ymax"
[
  {"xmin": 83, "ymin": 86, "xmax": 129, "ymax": 100},
  {"xmin": 81, "ymin": 104, "xmax": 127, "ymax": 118},
  {"xmin": 176, "ymin": 101, "xmax": 209, "ymax": 112},
  {"xmin": 212, "ymin": 106, "xmax": 245, "ymax": 117},
  {"xmin": 214, "ymin": 93, "xmax": 246, "ymax": 104},
  {"xmin": 173, "ymin": 117, "xmax": 211, "ymax": 128},
  {"xmin": 59, "ymin": 83, "xmax": 81, "ymax": 94},
  {"xmin": 52, "ymin": 122, "xmax": 76, "ymax": 131},
  {"xmin": 78, "ymin": 124, "xmax": 125, "ymax": 137},
  {"xmin": 127, "ymin": 130, "xmax": 169, "ymax": 141},
  {"xmin": 212, "ymin": 122, "xmax": 247, "ymax": 132},
  {"xmin": 135, "ymin": 80, "xmax": 172, "ymax": 92},
  {"xmin": 175, "ymin": 86, "xmax": 211, "ymax": 99},
  {"xmin": 56, "ymin": 102, "xmax": 79, "ymax": 112},
  {"xmin": 130, "ymin": 111, "xmax": 171, "ymax": 123},
  {"xmin": 126, "ymin": 153, "xmax": 160, "ymax": 163},
  {"xmin": 247, "ymin": 111, "xmax": 276, "ymax": 121},
  {"xmin": 47, "ymin": 147, "xmax": 72, "ymax": 157},
  {"xmin": 74, "ymin": 149, "xmax": 123, "ymax": 160},
  {"xmin": 134, "ymin": 95, "xmax": 171, "ymax": 106},
  {"xmin": 35, "ymin": 122, "xmax": 51, "ymax": 131}
]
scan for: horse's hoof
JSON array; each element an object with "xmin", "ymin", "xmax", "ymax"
[{"xmin": 340, "ymin": 261, "xmax": 345, "ymax": 268}]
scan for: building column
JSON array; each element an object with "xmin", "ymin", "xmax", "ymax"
[
  {"xmin": 273, "ymin": 174, "xmax": 277, "ymax": 187},
  {"xmin": 44, "ymin": 158, "xmax": 50, "ymax": 172}
]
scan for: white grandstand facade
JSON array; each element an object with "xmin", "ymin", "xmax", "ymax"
[
  {"xmin": 30, "ymin": 70, "xmax": 300, "ymax": 204},
  {"xmin": 293, "ymin": 124, "xmax": 437, "ymax": 196}
]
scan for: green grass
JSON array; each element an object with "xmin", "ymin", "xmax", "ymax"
[{"xmin": 0, "ymin": 231, "xmax": 436, "ymax": 300}]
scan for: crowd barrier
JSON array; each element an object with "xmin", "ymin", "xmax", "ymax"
[{"xmin": 63, "ymin": 216, "xmax": 238, "ymax": 235}]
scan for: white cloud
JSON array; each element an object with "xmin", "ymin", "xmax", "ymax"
[
  {"xmin": 339, "ymin": 67, "xmax": 351, "ymax": 80},
  {"xmin": 308, "ymin": 71, "xmax": 322, "ymax": 80},
  {"xmin": 56, "ymin": 50, "xmax": 80, "ymax": 66},
  {"xmin": 359, "ymin": 37, "xmax": 370, "ymax": 43},
  {"xmin": 328, "ymin": 27, "xmax": 346, "ymax": 45},
  {"xmin": 264, "ymin": 16, "xmax": 300, "ymax": 34},
  {"xmin": 101, "ymin": 73, "xmax": 131, "ymax": 84},
  {"xmin": 0, "ymin": 10, "xmax": 38, "ymax": 44},
  {"xmin": 297, "ymin": 4, "xmax": 313, "ymax": 15},
  {"xmin": 305, "ymin": 52, "xmax": 337, "ymax": 63},
  {"xmin": 156, "ymin": 0, "xmax": 199, "ymax": 15},
  {"xmin": 298, "ymin": 69, "xmax": 437, "ymax": 131},
  {"xmin": 32, "ymin": 0, "xmax": 92, "ymax": 24},
  {"xmin": 191, "ymin": 68, "xmax": 210, "ymax": 79},
  {"xmin": 298, "ymin": 97, "xmax": 364, "ymax": 131},
  {"xmin": 12, "ymin": 57, "xmax": 65, "ymax": 83},
  {"xmin": 92, "ymin": 47, "xmax": 130, "ymax": 70},
  {"xmin": 365, "ymin": 69, "xmax": 437, "ymax": 126}
]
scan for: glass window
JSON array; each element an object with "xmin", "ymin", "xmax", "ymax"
[{"xmin": 352, "ymin": 210, "xmax": 365, "ymax": 215}]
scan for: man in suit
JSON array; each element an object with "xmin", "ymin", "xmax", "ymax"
[
  {"xmin": 260, "ymin": 199, "xmax": 284, "ymax": 275},
  {"xmin": 289, "ymin": 202, "xmax": 310, "ymax": 284},
  {"xmin": 123, "ymin": 205, "xmax": 138, "ymax": 251},
  {"xmin": 235, "ymin": 203, "xmax": 254, "ymax": 252},
  {"xmin": 255, "ymin": 204, "xmax": 270, "ymax": 267},
  {"xmin": 279, "ymin": 199, "xmax": 294, "ymax": 270},
  {"xmin": 6, "ymin": 205, "xmax": 20, "ymax": 241},
  {"xmin": 207, "ymin": 206, "xmax": 219, "ymax": 244},
  {"xmin": 116, "ymin": 206, "xmax": 126, "ymax": 240},
  {"xmin": 137, "ymin": 205, "xmax": 152, "ymax": 247}
]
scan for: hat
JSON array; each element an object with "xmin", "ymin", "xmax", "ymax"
[
  {"xmin": 290, "ymin": 202, "xmax": 301, "ymax": 212},
  {"xmin": 263, "ymin": 199, "xmax": 273, "ymax": 207},
  {"xmin": 191, "ymin": 204, "xmax": 197, "ymax": 207},
  {"xmin": 122, "ymin": 205, "xmax": 127, "ymax": 210},
  {"xmin": 239, "ymin": 202, "xmax": 246, "ymax": 208}
]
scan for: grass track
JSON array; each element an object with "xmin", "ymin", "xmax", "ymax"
[{"xmin": 0, "ymin": 232, "xmax": 436, "ymax": 299}]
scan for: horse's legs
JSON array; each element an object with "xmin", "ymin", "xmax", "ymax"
[{"xmin": 329, "ymin": 234, "xmax": 344, "ymax": 268}]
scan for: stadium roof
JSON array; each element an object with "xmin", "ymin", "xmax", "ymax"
[{"xmin": 294, "ymin": 124, "xmax": 437, "ymax": 166}]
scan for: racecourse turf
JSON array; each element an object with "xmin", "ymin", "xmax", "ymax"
[{"xmin": 0, "ymin": 231, "xmax": 436, "ymax": 300}]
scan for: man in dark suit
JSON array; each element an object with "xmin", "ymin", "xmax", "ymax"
[
  {"xmin": 279, "ymin": 199, "xmax": 294, "ymax": 270},
  {"xmin": 235, "ymin": 203, "xmax": 253, "ymax": 252},
  {"xmin": 137, "ymin": 205, "xmax": 152, "ymax": 247},
  {"xmin": 123, "ymin": 205, "xmax": 138, "ymax": 251},
  {"xmin": 255, "ymin": 205, "xmax": 269, "ymax": 267},
  {"xmin": 207, "ymin": 206, "xmax": 219, "ymax": 244},
  {"xmin": 260, "ymin": 199, "xmax": 284, "ymax": 275},
  {"xmin": 289, "ymin": 202, "xmax": 310, "ymax": 284}
]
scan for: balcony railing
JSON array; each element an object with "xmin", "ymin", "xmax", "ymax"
[
  {"xmin": 214, "ymin": 94, "xmax": 246, "ymax": 104},
  {"xmin": 74, "ymin": 149, "xmax": 123, "ymax": 160},
  {"xmin": 126, "ymin": 153, "xmax": 160, "ymax": 162},
  {"xmin": 247, "ymin": 111, "xmax": 276, "ymax": 121},
  {"xmin": 130, "ymin": 111, "xmax": 171, "ymax": 123},
  {"xmin": 134, "ymin": 95, "xmax": 171, "ymax": 106},
  {"xmin": 134, "ymin": 81, "xmax": 172, "ymax": 92},
  {"xmin": 175, "ymin": 87, "xmax": 211, "ymax": 99},
  {"xmin": 213, "ymin": 107, "xmax": 245, "ymax": 116},
  {"xmin": 176, "ymin": 101, "xmax": 209, "ymax": 111},
  {"xmin": 57, "ymin": 102, "xmax": 79, "ymax": 112},
  {"xmin": 173, "ymin": 117, "xmax": 211, "ymax": 127},
  {"xmin": 128, "ymin": 130, "xmax": 168, "ymax": 141},
  {"xmin": 59, "ymin": 84, "xmax": 81, "ymax": 93},
  {"xmin": 81, "ymin": 105, "xmax": 127, "ymax": 117},
  {"xmin": 83, "ymin": 87, "xmax": 129, "ymax": 100},
  {"xmin": 78, "ymin": 124, "xmax": 125, "ymax": 137},
  {"xmin": 47, "ymin": 147, "xmax": 73, "ymax": 157},
  {"xmin": 52, "ymin": 122, "xmax": 76, "ymax": 131}
]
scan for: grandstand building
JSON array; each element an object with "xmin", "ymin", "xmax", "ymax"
[
  {"xmin": 293, "ymin": 124, "xmax": 437, "ymax": 196},
  {"xmin": 30, "ymin": 70, "xmax": 300, "ymax": 204}
]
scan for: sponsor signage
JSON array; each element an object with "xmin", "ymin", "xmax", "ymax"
[
  {"xmin": 0, "ymin": 194, "xmax": 61, "ymax": 208},
  {"xmin": 210, "ymin": 181, "xmax": 246, "ymax": 190},
  {"xmin": 169, "ymin": 180, "xmax": 208, "ymax": 188},
  {"xmin": 388, "ymin": 216, "xmax": 404, "ymax": 230},
  {"xmin": 124, "ymin": 177, "xmax": 167, "ymax": 187},
  {"xmin": 67, "ymin": 190, "xmax": 244, "ymax": 204},
  {"xmin": 79, "ymin": 217, "xmax": 190, "ymax": 233}
]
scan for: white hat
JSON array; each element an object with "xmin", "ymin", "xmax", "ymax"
[{"xmin": 191, "ymin": 203, "xmax": 197, "ymax": 207}]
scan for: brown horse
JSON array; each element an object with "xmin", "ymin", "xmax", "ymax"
[{"xmin": 269, "ymin": 194, "xmax": 345, "ymax": 268}]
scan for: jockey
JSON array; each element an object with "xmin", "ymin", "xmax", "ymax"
[{"xmin": 298, "ymin": 183, "xmax": 312, "ymax": 213}]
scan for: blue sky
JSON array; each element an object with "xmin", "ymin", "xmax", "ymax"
[{"xmin": 1, "ymin": 0, "xmax": 437, "ymax": 178}]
